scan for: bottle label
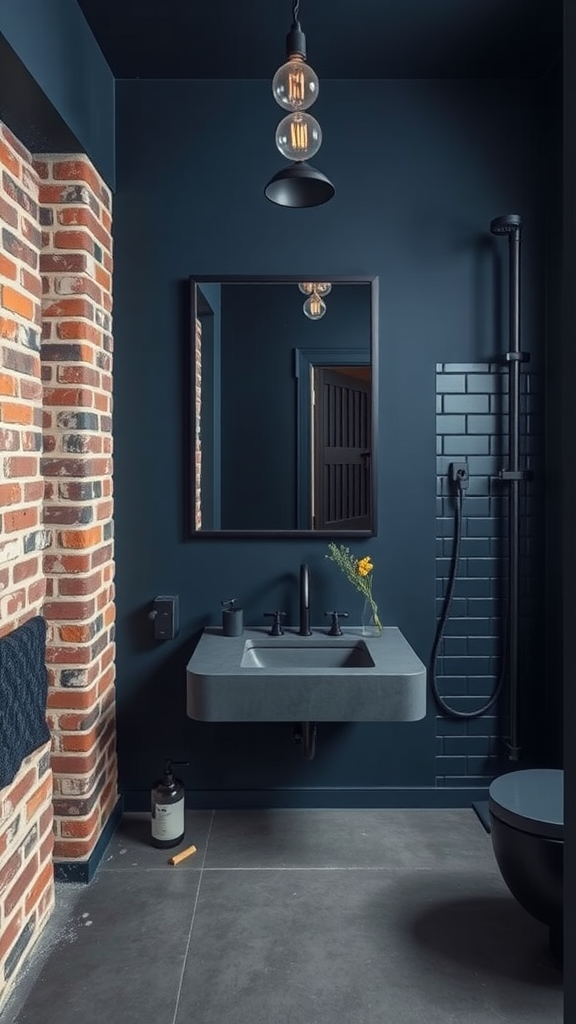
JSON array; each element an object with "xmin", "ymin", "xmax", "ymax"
[{"xmin": 151, "ymin": 800, "xmax": 185, "ymax": 840}]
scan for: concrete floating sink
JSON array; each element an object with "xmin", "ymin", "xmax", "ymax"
[{"xmin": 186, "ymin": 626, "xmax": 426, "ymax": 723}]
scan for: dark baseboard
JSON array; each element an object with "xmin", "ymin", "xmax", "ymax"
[
  {"xmin": 123, "ymin": 786, "xmax": 490, "ymax": 812},
  {"xmin": 54, "ymin": 796, "xmax": 124, "ymax": 883},
  {"xmin": 472, "ymin": 799, "xmax": 492, "ymax": 832}
]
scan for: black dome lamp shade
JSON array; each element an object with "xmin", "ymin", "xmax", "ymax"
[{"xmin": 264, "ymin": 0, "xmax": 335, "ymax": 208}]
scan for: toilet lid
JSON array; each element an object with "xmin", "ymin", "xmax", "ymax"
[{"xmin": 488, "ymin": 769, "xmax": 563, "ymax": 840}]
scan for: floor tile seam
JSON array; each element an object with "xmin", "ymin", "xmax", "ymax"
[
  {"xmin": 171, "ymin": 809, "xmax": 215, "ymax": 1024},
  {"xmin": 199, "ymin": 863, "xmax": 500, "ymax": 872}
]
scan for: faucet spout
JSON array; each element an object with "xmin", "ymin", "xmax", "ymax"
[{"xmin": 299, "ymin": 563, "xmax": 312, "ymax": 636}]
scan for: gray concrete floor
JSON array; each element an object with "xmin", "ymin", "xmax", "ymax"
[{"xmin": 5, "ymin": 809, "xmax": 563, "ymax": 1023}]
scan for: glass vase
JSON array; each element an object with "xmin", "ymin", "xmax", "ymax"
[{"xmin": 361, "ymin": 597, "xmax": 383, "ymax": 637}]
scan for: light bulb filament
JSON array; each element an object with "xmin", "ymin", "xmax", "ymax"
[
  {"xmin": 290, "ymin": 118, "xmax": 308, "ymax": 152},
  {"xmin": 288, "ymin": 69, "xmax": 305, "ymax": 105}
]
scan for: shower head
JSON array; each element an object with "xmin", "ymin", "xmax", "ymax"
[{"xmin": 490, "ymin": 213, "xmax": 522, "ymax": 236}]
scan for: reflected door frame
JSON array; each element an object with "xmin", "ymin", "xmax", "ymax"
[{"xmin": 294, "ymin": 347, "xmax": 372, "ymax": 531}]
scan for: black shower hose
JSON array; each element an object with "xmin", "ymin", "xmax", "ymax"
[{"xmin": 430, "ymin": 481, "xmax": 507, "ymax": 719}]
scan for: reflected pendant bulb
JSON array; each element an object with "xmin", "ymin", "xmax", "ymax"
[
  {"xmin": 299, "ymin": 282, "xmax": 331, "ymax": 296},
  {"xmin": 303, "ymin": 293, "xmax": 326, "ymax": 319}
]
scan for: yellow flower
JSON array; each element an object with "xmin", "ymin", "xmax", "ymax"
[
  {"xmin": 356, "ymin": 557, "xmax": 373, "ymax": 577},
  {"xmin": 325, "ymin": 543, "xmax": 383, "ymax": 633}
]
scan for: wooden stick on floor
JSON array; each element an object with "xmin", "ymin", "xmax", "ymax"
[{"xmin": 168, "ymin": 844, "xmax": 197, "ymax": 866}]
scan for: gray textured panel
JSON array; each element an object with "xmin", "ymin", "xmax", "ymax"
[{"xmin": 186, "ymin": 626, "xmax": 426, "ymax": 722}]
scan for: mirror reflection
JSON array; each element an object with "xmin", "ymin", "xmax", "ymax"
[{"xmin": 189, "ymin": 276, "xmax": 378, "ymax": 537}]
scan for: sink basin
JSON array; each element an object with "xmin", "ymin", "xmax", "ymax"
[
  {"xmin": 186, "ymin": 626, "xmax": 426, "ymax": 723},
  {"xmin": 240, "ymin": 640, "xmax": 375, "ymax": 670}
]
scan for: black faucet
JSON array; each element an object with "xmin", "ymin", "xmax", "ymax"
[{"xmin": 299, "ymin": 563, "xmax": 312, "ymax": 635}]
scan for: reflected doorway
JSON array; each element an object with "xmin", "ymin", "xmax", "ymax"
[{"xmin": 312, "ymin": 366, "xmax": 372, "ymax": 530}]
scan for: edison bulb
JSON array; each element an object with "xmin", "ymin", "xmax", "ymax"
[
  {"xmin": 275, "ymin": 112, "xmax": 322, "ymax": 162},
  {"xmin": 299, "ymin": 282, "xmax": 332, "ymax": 296},
  {"xmin": 272, "ymin": 57, "xmax": 319, "ymax": 111},
  {"xmin": 303, "ymin": 293, "xmax": 326, "ymax": 320}
]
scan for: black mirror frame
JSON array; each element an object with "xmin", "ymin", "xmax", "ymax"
[{"xmin": 186, "ymin": 274, "xmax": 379, "ymax": 539}]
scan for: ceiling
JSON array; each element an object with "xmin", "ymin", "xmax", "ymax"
[{"xmin": 75, "ymin": 0, "xmax": 562, "ymax": 81}]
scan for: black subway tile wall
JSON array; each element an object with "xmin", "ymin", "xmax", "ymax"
[{"xmin": 435, "ymin": 363, "xmax": 545, "ymax": 787}]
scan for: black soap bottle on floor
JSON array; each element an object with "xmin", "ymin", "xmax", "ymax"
[{"xmin": 151, "ymin": 760, "xmax": 187, "ymax": 848}]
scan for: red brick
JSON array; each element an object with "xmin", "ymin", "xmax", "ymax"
[
  {"xmin": 4, "ymin": 456, "xmax": 38, "ymax": 477},
  {"xmin": 52, "ymin": 160, "xmax": 110, "ymax": 209},
  {"xmin": 47, "ymin": 686, "xmax": 98, "ymax": 710},
  {"xmin": 60, "ymin": 805, "xmax": 100, "ymax": 839},
  {"xmin": 44, "ymin": 553, "xmax": 92, "ymax": 573},
  {"xmin": 0, "ymin": 402, "xmax": 34, "ymax": 425},
  {"xmin": 26, "ymin": 775, "xmax": 53, "ymax": 820},
  {"xmin": 51, "ymin": 749, "xmax": 99, "ymax": 776},
  {"xmin": 43, "ymin": 298, "xmax": 94, "ymax": 320},
  {"xmin": 45, "ymin": 645, "xmax": 93, "ymax": 665},
  {"xmin": 0, "ymin": 481, "xmax": 21, "ymax": 504},
  {"xmin": 0, "ymin": 850, "xmax": 22, "ymax": 894},
  {"xmin": 2, "ymin": 125, "xmax": 32, "ymax": 163},
  {"xmin": 58, "ymin": 570, "xmax": 103, "ymax": 596},
  {"xmin": 0, "ymin": 252, "xmax": 18, "ymax": 279},
  {"xmin": 59, "ymin": 527, "xmax": 103, "ymax": 549},
  {"xmin": 0, "ymin": 909, "xmax": 23, "ymax": 960},
  {"xmin": 21, "ymin": 268, "xmax": 43, "ymax": 298},
  {"xmin": 1, "ymin": 284, "xmax": 34, "ymax": 319},
  {"xmin": 43, "ymin": 387, "xmax": 94, "ymax": 407},
  {"xmin": 3, "ymin": 506, "xmax": 39, "ymax": 532},
  {"xmin": 40, "ymin": 252, "xmax": 88, "ymax": 274},
  {"xmin": 0, "ymin": 139, "xmax": 20, "ymax": 176},
  {"xmin": 25, "ymin": 860, "xmax": 54, "ymax": 918},
  {"xmin": 1, "ymin": 768, "xmax": 36, "ymax": 815},
  {"xmin": 56, "ymin": 321, "xmax": 102, "ymax": 345},
  {"xmin": 57, "ymin": 366, "xmax": 100, "ymax": 387},
  {"xmin": 4, "ymin": 853, "xmax": 39, "ymax": 917},
  {"xmin": 43, "ymin": 597, "xmax": 96, "ymax": 620},
  {"xmin": 13, "ymin": 556, "xmax": 40, "ymax": 582},
  {"xmin": 28, "ymin": 578, "xmax": 46, "ymax": 604},
  {"xmin": 57, "ymin": 207, "xmax": 111, "ymax": 251}
]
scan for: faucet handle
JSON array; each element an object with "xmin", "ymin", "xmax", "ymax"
[
  {"xmin": 325, "ymin": 611, "xmax": 348, "ymax": 636},
  {"xmin": 264, "ymin": 611, "xmax": 286, "ymax": 636}
]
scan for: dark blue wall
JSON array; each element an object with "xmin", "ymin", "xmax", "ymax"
[
  {"xmin": 0, "ymin": 0, "xmax": 114, "ymax": 186},
  {"xmin": 113, "ymin": 78, "xmax": 550, "ymax": 806}
]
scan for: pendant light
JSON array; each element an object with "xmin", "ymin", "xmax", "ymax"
[
  {"xmin": 303, "ymin": 291, "xmax": 327, "ymax": 320},
  {"xmin": 298, "ymin": 282, "xmax": 331, "ymax": 319},
  {"xmin": 298, "ymin": 282, "xmax": 332, "ymax": 297},
  {"xmin": 264, "ymin": 0, "xmax": 335, "ymax": 208}
]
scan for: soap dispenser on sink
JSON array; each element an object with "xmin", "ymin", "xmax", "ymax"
[{"xmin": 221, "ymin": 599, "xmax": 243, "ymax": 636}]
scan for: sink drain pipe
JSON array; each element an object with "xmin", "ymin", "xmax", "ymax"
[{"xmin": 293, "ymin": 722, "xmax": 317, "ymax": 759}]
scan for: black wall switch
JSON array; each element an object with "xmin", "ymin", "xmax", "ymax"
[{"xmin": 149, "ymin": 595, "xmax": 179, "ymax": 640}]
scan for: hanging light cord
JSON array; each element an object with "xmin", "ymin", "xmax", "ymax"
[{"xmin": 292, "ymin": 0, "xmax": 300, "ymax": 23}]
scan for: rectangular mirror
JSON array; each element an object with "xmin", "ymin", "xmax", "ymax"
[{"xmin": 188, "ymin": 275, "xmax": 378, "ymax": 538}]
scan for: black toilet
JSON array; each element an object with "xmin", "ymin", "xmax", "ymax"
[{"xmin": 488, "ymin": 768, "xmax": 563, "ymax": 961}]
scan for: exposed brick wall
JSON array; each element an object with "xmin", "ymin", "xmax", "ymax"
[
  {"xmin": 0, "ymin": 122, "xmax": 54, "ymax": 1011},
  {"xmin": 435, "ymin": 362, "xmax": 544, "ymax": 784},
  {"xmin": 37, "ymin": 155, "xmax": 117, "ymax": 861},
  {"xmin": 1, "ymin": 128, "xmax": 118, "ymax": 1009}
]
